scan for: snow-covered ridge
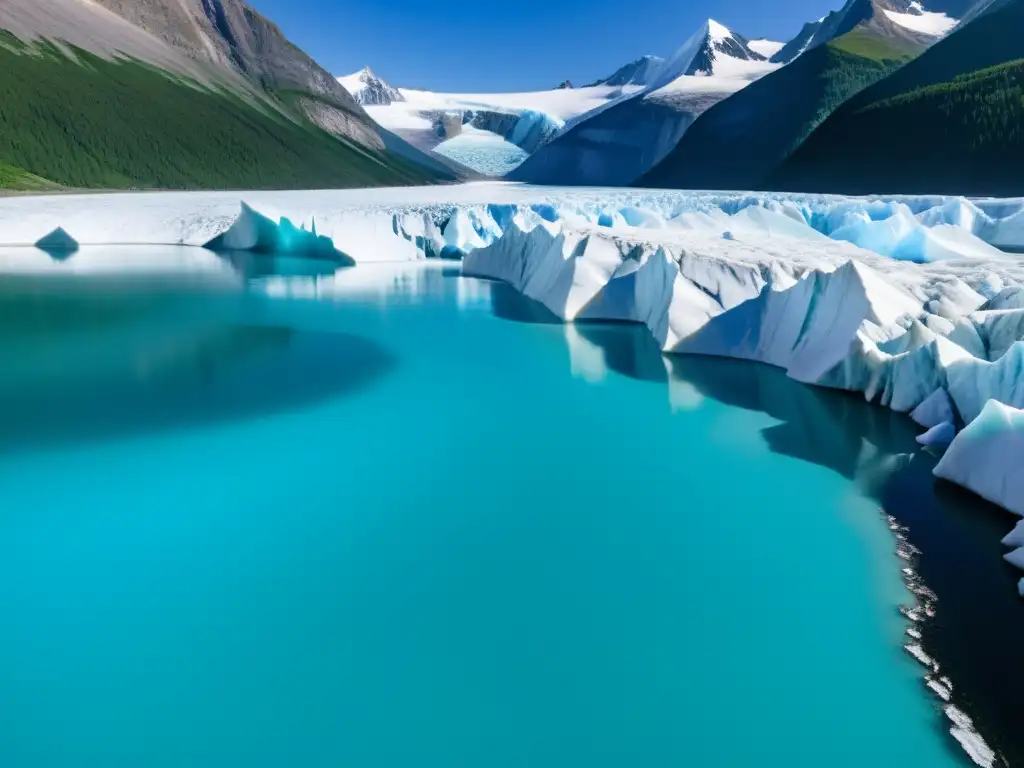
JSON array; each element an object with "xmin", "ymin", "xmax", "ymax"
[{"xmin": 747, "ymin": 38, "xmax": 785, "ymax": 58}]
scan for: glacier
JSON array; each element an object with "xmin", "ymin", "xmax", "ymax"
[{"xmin": 3, "ymin": 181, "xmax": 1024, "ymax": 590}]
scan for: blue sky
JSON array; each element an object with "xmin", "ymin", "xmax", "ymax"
[{"xmin": 248, "ymin": 0, "xmax": 839, "ymax": 92}]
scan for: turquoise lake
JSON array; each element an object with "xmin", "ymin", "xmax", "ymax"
[{"xmin": 0, "ymin": 254, "xmax": 970, "ymax": 767}]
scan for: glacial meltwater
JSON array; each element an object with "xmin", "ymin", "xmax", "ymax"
[{"xmin": 0, "ymin": 251, "xmax": 1003, "ymax": 767}]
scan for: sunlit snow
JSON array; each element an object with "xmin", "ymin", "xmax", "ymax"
[{"xmin": 884, "ymin": 2, "xmax": 958, "ymax": 36}]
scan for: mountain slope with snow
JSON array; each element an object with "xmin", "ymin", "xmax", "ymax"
[
  {"xmin": 588, "ymin": 55, "xmax": 666, "ymax": 87},
  {"xmin": 640, "ymin": 0, "xmax": 967, "ymax": 191},
  {"xmin": 345, "ymin": 78, "xmax": 643, "ymax": 177},
  {"xmin": 509, "ymin": 19, "xmax": 779, "ymax": 187}
]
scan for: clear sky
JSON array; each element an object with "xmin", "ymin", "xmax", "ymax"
[{"xmin": 247, "ymin": 0, "xmax": 840, "ymax": 92}]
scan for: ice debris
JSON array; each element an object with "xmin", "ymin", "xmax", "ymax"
[{"xmin": 916, "ymin": 421, "xmax": 956, "ymax": 448}]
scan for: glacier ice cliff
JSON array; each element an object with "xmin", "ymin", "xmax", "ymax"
[
  {"xmin": 2, "ymin": 182, "xmax": 1024, "ymax": 589},
  {"xmin": 457, "ymin": 204, "xmax": 1024, "ymax": 593}
]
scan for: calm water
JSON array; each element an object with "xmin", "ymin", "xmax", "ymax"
[{"xmin": 0, "ymin": 253, "xmax": 979, "ymax": 767}]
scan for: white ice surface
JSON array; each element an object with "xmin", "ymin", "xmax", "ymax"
[
  {"xmin": 5, "ymin": 181, "xmax": 1024, "ymax": 591},
  {"xmin": 432, "ymin": 129, "xmax": 529, "ymax": 177},
  {"xmin": 5, "ymin": 183, "xmax": 1024, "ymax": 262}
]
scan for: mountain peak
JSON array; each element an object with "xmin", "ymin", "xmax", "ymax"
[
  {"xmin": 647, "ymin": 19, "xmax": 769, "ymax": 89},
  {"xmin": 338, "ymin": 66, "xmax": 404, "ymax": 106},
  {"xmin": 705, "ymin": 19, "xmax": 732, "ymax": 39}
]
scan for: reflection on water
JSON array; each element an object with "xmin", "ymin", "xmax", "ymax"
[
  {"xmin": 538, "ymin": 296, "xmax": 1024, "ymax": 768},
  {"xmin": 0, "ymin": 272, "xmax": 395, "ymax": 453}
]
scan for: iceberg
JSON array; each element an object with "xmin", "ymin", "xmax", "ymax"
[
  {"xmin": 35, "ymin": 226, "xmax": 79, "ymax": 256},
  {"xmin": 1003, "ymin": 520, "xmax": 1024, "ymax": 547},
  {"xmin": 934, "ymin": 400, "xmax": 1024, "ymax": 517}
]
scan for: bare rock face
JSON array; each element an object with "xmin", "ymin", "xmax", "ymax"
[
  {"xmin": 3, "ymin": 0, "xmax": 383, "ymax": 148},
  {"xmin": 92, "ymin": 0, "xmax": 363, "ymax": 108}
]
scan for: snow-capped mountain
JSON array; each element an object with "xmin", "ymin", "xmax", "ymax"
[
  {"xmin": 641, "ymin": 0, "xmax": 972, "ymax": 192},
  {"xmin": 648, "ymin": 19, "xmax": 769, "ymax": 89},
  {"xmin": 510, "ymin": 19, "xmax": 778, "ymax": 187},
  {"xmin": 338, "ymin": 67, "xmax": 405, "ymax": 106},
  {"xmin": 590, "ymin": 55, "xmax": 667, "ymax": 87}
]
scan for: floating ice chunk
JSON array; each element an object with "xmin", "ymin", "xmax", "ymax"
[
  {"xmin": 905, "ymin": 643, "xmax": 937, "ymax": 670},
  {"xmin": 911, "ymin": 388, "xmax": 956, "ymax": 428},
  {"xmin": 1003, "ymin": 520, "xmax": 1024, "ymax": 547},
  {"xmin": 927, "ymin": 678, "xmax": 952, "ymax": 701},
  {"xmin": 1005, "ymin": 547, "xmax": 1024, "ymax": 571},
  {"xmin": 206, "ymin": 203, "xmax": 353, "ymax": 265},
  {"xmin": 917, "ymin": 421, "xmax": 956, "ymax": 448},
  {"xmin": 946, "ymin": 705, "xmax": 997, "ymax": 768},
  {"xmin": 934, "ymin": 400, "xmax": 1024, "ymax": 516},
  {"xmin": 35, "ymin": 227, "xmax": 79, "ymax": 255}
]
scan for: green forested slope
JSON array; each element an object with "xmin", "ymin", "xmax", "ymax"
[
  {"xmin": 770, "ymin": 0, "xmax": 1024, "ymax": 195},
  {"xmin": 638, "ymin": 33, "xmax": 915, "ymax": 191},
  {"xmin": 0, "ymin": 35, "xmax": 450, "ymax": 190}
]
